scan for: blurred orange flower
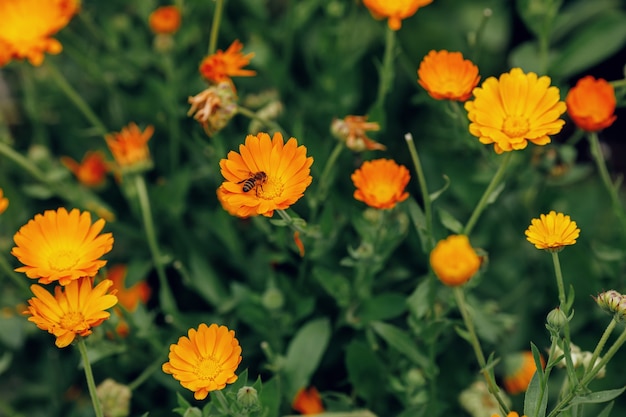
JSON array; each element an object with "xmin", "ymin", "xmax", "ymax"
[
  {"xmin": 566, "ymin": 76, "xmax": 617, "ymax": 132},
  {"xmin": 199, "ymin": 40, "xmax": 256, "ymax": 88},
  {"xmin": 0, "ymin": 0, "xmax": 79, "ymax": 67},
  {"xmin": 24, "ymin": 277, "xmax": 118, "ymax": 348},
  {"xmin": 105, "ymin": 123, "xmax": 154, "ymax": 172},
  {"xmin": 465, "ymin": 68, "xmax": 566, "ymax": 154},
  {"xmin": 330, "ymin": 115, "xmax": 385, "ymax": 152},
  {"xmin": 503, "ymin": 351, "xmax": 545, "ymax": 395},
  {"xmin": 430, "ymin": 235, "xmax": 480, "ymax": 286},
  {"xmin": 149, "ymin": 5, "xmax": 181, "ymax": 35},
  {"xmin": 351, "ymin": 159, "xmax": 410, "ymax": 209},
  {"xmin": 12, "ymin": 208, "xmax": 114, "ymax": 285},
  {"xmin": 219, "ymin": 132, "xmax": 313, "ymax": 218},
  {"xmin": 525, "ymin": 211, "xmax": 580, "ymax": 252},
  {"xmin": 492, "ymin": 413, "xmax": 527, "ymax": 417},
  {"xmin": 107, "ymin": 265, "xmax": 151, "ymax": 312},
  {"xmin": 293, "ymin": 386, "xmax": 325, "ymax": 414},
  {"xmin": 0, "ymin": 188, "xmax": 8, "ymax": 215},
  {"xmin": 362, "ymin": 0, "xmax": 433, "ymax": 30},
  {"xmin": 417, "ymin": 50, "xmax": 480, "ymax": 101},
  {"xmin": 61, "ymin": 151, "xmax": 108, "ymax": 188}
]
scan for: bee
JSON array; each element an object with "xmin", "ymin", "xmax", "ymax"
[{"xmin": 237, "ymin": 171, "xmax": 267, "ymax": 196}]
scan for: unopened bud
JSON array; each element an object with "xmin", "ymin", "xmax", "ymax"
[
  {"xmin": 237, "ymin": 386, "xmax": 259, "ymax": 410},
  {"xmin": 183, "ymin": 407, "xmax": 202, "ymax": 417},
  {"xmin": 594, "ymin": 290, "xmax": 624, "ymax": 319},
  {"xmin": 262, "ymin": 287, "xmax": 285, "ymax": 310},
  {"xmin": 546, "ymin": 307, "xmax": 568, "ymax": 333},
  {"xmin": 96, "ymin": 379, "xmax": 131, "ymax": 417}
]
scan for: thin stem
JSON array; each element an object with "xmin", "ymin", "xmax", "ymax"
[
  {"xmin": 405, "ymin": 133, "xmax": 433, "ymax": 251},
  {"xmin": 453, "ymin": 287, "xmax": 510, "ymax": 415},
  {"xmin": 132, "ymin": 174, "xmax": 178, "ymax": 316},
  {"xmin": 161, "ymin": 53, "xmax": 181, "ymax": 173},
  {"xmin": 127, "ymin": 352, "xmax": 168, "ymax": 391},
  {"xmin": 236, "ymin": 105, "xmax": 287, "ymax": 136},
  {"xmin": 276, "ymin": 209, "xmax": 307, "ymax": 235},
  {"xmin": 462, "ymin": 152, "xmax": 512, "ymax": 236},
  {"xmin": 368, "ymin": 26, "xmax": 396, "ymax": 125},
  {"xmin": 0, "ymin": 141, "xmax": 49, "ymax": 183},
  {"xmin": 208, "ymin": 0, "xmax": 225, "ymax": 55},
  {"xmin": 0, "ymin": 252, "xmax": 30, "ymax": 293},
  {"xmin": 551, "ymin": 252, "xmax": 567, "ymax": 313},
  {"xmin": 310, "ymin": 141, "xmax": 344, "ymax": 220},
  {"xmin": 77, "ymin": 337, "xmax": 104, "ymax": 417},
  {"xmin": 583, "ymin": 318, "xmax": 616, "ymax": 381},
  {"xmin": 212, "ymin": 389, "xmax": 231, "ymax": 413}
]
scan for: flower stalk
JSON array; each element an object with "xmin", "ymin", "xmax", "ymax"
[
  {"xmin": 77, "ymin": 337, "xmax": 105, "ymax": 417},
  {"xmin": 405, "ymin": 133, "xmax": 433, "ymax": 250},
  {"xmin": 208, "ymin": 0, "xmax": 225, "ymax": 55}
]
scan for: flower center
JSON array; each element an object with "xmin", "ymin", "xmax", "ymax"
[
  {"xmin": 60, "ymin": 311, "xmax": 85, "ymax": 331},
  {"xmin": 194, "ymin": 355, "xmax": 222, "ymax": 381},
  {"xmin": 502, "ymin": 116, "xmax": 530, "ymax": 137},
  {"xmin": 258, "ymin": 177, "xmax": 284, "ymax": 200},
  {"xmin": 48, "ymin": 250, "xmax": 80, "ymax": 271}
]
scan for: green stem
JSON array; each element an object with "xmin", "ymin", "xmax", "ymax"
[
  {"xmin": 582, "ymin": 318, "xmax": 616, "ymax": 381},
  {"xmin": 276, "ymin": 209, "xmax": 308, "ymax": 235},
  {"xmin": 236, "ymin": 105, "xmax": 287, "ymax": 136},
  {"xmin": 0, "ymin": 141, "xmax": 49, "ymax": 183},
  {"xmin": 310, "ymin": 141, "xmax": 345, "ymax": 220},
  {"xmin": 208, "ymin": 0, "xmax": 225, "ymax": 55},
  {"xmin": 0, "ymin": 252, "xmax": 30, "ymax": 293},
  {"xmin": 368, "ymin": 26, "xmax": 396, "ymax": 126},
  {"xmin": 462, "ymin": 152, "xmax": 512, "ymax": 236},
  {"xmin": 453, "ymin": 287, "xmax": 510, "ymax": 415},
  {"xmin": 20, "ymin": 67, "xmax": 47, "ymax": 145},
  {"xmin": 404, "ymin": 133, "xmax": 433, "ymax": 251},
  {"xmin": 132, "ymin": 174, "xmax": 178, "ymax": 316},
  {"xmin": 551, "ymin": 252, "xmax": 567, "ymax": 313},
  {"xmin": 212, "ymin": 389, "xmax": 231, "ymax": 413},
  {"xmin": 77, "ymin": 337, "xmax": 104, "ymax": 417},
  {"xmin": 127, "ymin": 352, "xmax": 168, "ymax": 391},
  {"xmin": 161, "ymin": 53, "xmax": 181, "ymax": 174}
]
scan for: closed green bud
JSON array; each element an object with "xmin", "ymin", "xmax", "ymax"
[
  {"xmin": 182, "ymin": 407, "xmax": 202, "ymax": 417},
  {"xmin": 237, "ymin": 386, "xmax": 259, "ymax": 410},
  {"xmin": 546, "ymin": 307, "xmax": 568, "ymax": 333}
]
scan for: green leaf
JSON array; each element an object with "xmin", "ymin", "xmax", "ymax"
[
  {"xmin": 429, "ymin": 175, "xmax": 450, "ymax": 201},
  {"xmin": 313, "ymin": 267, "xmax": 351, "ymax": 308},
  {"xmin": 358, "ymin": 292, "xmax": 407, "ymax": 324},
  {"xmin": 516, "ymin": 0, "xmax": 563, "ymax": 39},
  {"xmin": 258, "ymin": 376, "xmax": 280, "ymax": 417},
  {"xmin": 405, "ymin": 197, "xmax": 430, "ymax": 251},
  {"xmin": 437, "ymin": 208, "xmax": 463, "ymax": 234},
  {"xmin": 407, "ymin": 278, "xmax": 432, "ymax": 319},
  {"xmin": 345, "ymin": 340, "xmax": 386, "ymax": 406},
  {"xmin": 596, "ymin": 401, "xmax": 615, "ymax": 417},
  {"xmin": 551, "ymin": 0, "xmax": 623, "ymax": 43},
  {"xmin": 369, "ymin": 321, "xmax": 431, "ymax": 374},
  {"xmin": 523, "ymin": 371, "xmax": 548, "ymax": 417},
  {"xmin": 564, "ymin": 387, "xmax": 626, "ymax": 409},
  {"xmin": 530, "ymin": 342, "xmax": 545, "ymax": 381}
]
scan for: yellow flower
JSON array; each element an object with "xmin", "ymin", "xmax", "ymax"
[
  {"xmin": 60, "ymin": 151, "xmax": 109, "ymax": 188},
  {"xmin": 351, "ymin": 159, "xmax": 410, "ymax": 209},
  {"xmin": 219, "ymin": 132, "xmax": 313, "ymax": 218},
  {"xmin": 292, "ymin": 386, "xmax": 325, "ymax": 415},
  {"xmin": 12, "ymin": 208, "xmax": 114, "ymax": 285},
  {"xmin": 330, "ymin": 115, "xmax": 386, "ymax": 152},
  {"xmin": 162, "ymin": 323, "xmax": 242, "ymax": 400},
  {"xmin": 492, "ymin": 413, "xmax": 527, "ymax": 417},
  {"xmin": 148, "ymin": 5, "xmax": 181, "ymax": 35},
  {"xmin": 199, "ymin": 40, "xmax": 256, "ymax": 88},
  {"xmin": 417, "ymin": 50, "xmax": 480, "ymax": 101},
  {"xmin": 0, "ymin": 188, "xmax": 8, "ymax": 215},
  {"xmin": 525, "ymin": 211, "xmax": 580, "ymax": 251},
  {"xmin": 0, "ymin": 0, "xmax": 79, "ymax": 67},
  {"xmin": 566, "ymin": 76, "xmax": 617, "ymax": 132},
  {"xmin": 503, "ymin": 351, "xmax": 544, "ymax": 395},
  {"xmin": 24, "ymin": 277, "xmax": 118, "ymax": 348},
  {"xmin": 465, "ymin": 68, "xmax": 566, "ymax": 154},
  {"xmin": 430, "ymin": 235, "xmax": 480, "ymax": 286},
  {"xmin": 362, "ymin": 0, "xmax": 433, "ymax": 30},
  {"xmin": 105, "ymin": 123, "xmax": 154, "ymax": 172}
]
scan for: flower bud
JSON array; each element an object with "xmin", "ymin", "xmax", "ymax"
[
  {"xmin": 546, "ymin": 307, "xmax": 568, "ymax": 333},
  {"xmin": 237, "ymin": 386, "xmax": 260, "ymax": 410},
  {"xmin": 262, "ymin": 287, "xmax": 285, "ymax": 311},
  {"xmin": 183, "ymin": 407, "xmax": 202, "ymax": 417},
  {"xmin": 594, "ymin": 290, "xmax": 624, "ymax": 319},
  {"xmin": 96, "ymin": 379, "xmax": 131, "ymax": 417}
]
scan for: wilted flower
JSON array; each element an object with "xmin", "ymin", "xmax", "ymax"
[
  {"xmin": 430, "ymin": 235, "xmax": 480, "ymax": 286},
  {"xmin": 199, "ymin": 40, "xmax": 256, "ymax": 88},
  {"xmin": 417, "ymin": 50, "xmax": 480, "ymax": 101},
  {"xmin": 503, "ymin": 351, "xmax": 544, "ymax": 395},
  {"xmin": 105, "ymin": 123, "xmax": 154, "ymax": 173},
  {"xmin": 331, "ymin": 115, "xmax": 385, "ymax": 152},
  {"xmin": 24, "ymin": 277, "xmax": 118, "ymax": 348},
  {"xmin": 0, "ymin": 188, "xmax": 8, "ymax": 215},
  {"xmin": 566, "ymin": 76, "xmax": 617, "ymax": 132},
  {"xmin": 465, "ymin": 68, "xmax": 566, "ymax": 154},
  {"xmin": 187, "ymin": 82, "xmax": 238, "ymax": 136},
  {"xmin": 351, "ymin": 159, "xmax": 410, "ymax": 209},
  {"xmin": 362, "ymin": 0, "xmax": 433, "ymax": 30},
  {"xmin": 525, "ymin": 211, "xmax": 580, "ymax": 252},
  {"xmin": 459, "ymin": 380, "xmax": 510, "ymax": 417},
  {"xmin": 149, "ymin": 5, "xmax": 181, "ymax": 35},
  {"xmin": 162, "ymin": 323, "xmax": 242, "ymax": 400},
  {"xmin": 553, "ymin": 343, "xmax": 606, "ymax": 379},
  {"xmin": 61, "ymin": 151, "xmax": 109, "ymax": 188},
  {"xmin": 292, "ymin": 386, "xmax": 325, "ymax": 415}
]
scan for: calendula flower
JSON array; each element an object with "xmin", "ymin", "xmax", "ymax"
[
  {"xmin": 219, "ymin": 132, "xmax": 313, "ymax": 218},
  {"xmin": 503, "ymin": 351, "xmax": 544, "ymax": 395},
  {"xmin": 162, "ymin": 323, "xmax": 242, "ymax": 400},
  {"xmin": 61, "ymin": 151, "xmax": 108, "ymax": 188},
  {"xmin": 465, "ymin": 68, "xmax": 566, "ymax": 154},
  {"xmin": 148, "ymin": 5, "xmax": 181, "ymax": 35},
  {"xmin": 105, "ymin": 123, "xmax": 154, "ymax": 173},
  {"xmin": 107, "ymin": 264, "xmax": 151, "ymax": 312},
  {"xmin": 351, "ymin": 159, "xmax": 410, "ymax": 209},
  {"xmin": 24, "ymin": 277, "xmax": 118, "ymax": 348},
  {"xmin": 187, "ymin": 82, "xmax": 238, "ymax": 136},
  {"xmin": 566, "ymin": 76, "xmax": 617, "ymax": 132},
  {"xmin": 417, "ymin": 50, "xmax": 480, "ymax": 101},
  {"xmin": 0, "ymin": 0, "xmax": 79, "ymax": 67},
  {"xmin": 492, "ymin": 413, "xmax": 527, "ymax": 417},
  {"xmin": 525, "ymin": 211, "xmax": 580, "ymax": 252},
  {"xmin": 362, "ymin": 0, "xmax": 433, "ymax": 30},
  {"xmin": 0, "ymin": 188, "xmax": 8, "ymax": 215},
  {"xmin": 430, "ymin": 235, "xmax": 480, "ymax": 286},
  {"xmin": 292, "ymin": 386, "xmax": 325, "ymax": 415},
  {"xmin": 199, "ymin": 40, "xmax": 256, "ymax": 88},
  {"xmin": 330, "ymin": 115, "xmax": 386, "ymax": 152},
  {"xmin": 12, "ymin": 208, "xmax": 114, "ymax": 285}
]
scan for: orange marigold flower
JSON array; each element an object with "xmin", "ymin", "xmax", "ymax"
[
  {"xmin": 61, "ymin": 151, "xmax": 108, "ymax": 188},
  {"xmin": 199, "ymin": 40, "xmax": 256, "ymax": 88},
  {"xmin": 330, "ymin": 115, "xmax": 385, "ymax": 152},
  {"xmin": 293, "ymin": 386, "xmax": 325, "ymax": 415},
  {"xmin": 465, "ymin": 68, "xmax": 566, "ymax": 154},
  {"xmin": 162, "ymin": 323, "xmax": 242, "ymax": 400},
  {"xmin": 492, "ymin": 413, "xmax": 527, "ymax": 417},
  {"xmin": 0, "ymin": 0, "xmax": 79, "ymax": 67},
  {"xmin": 12, "ymin": 208, "xmax": 114, "ymax": 285},
  {"xmin": 219, "ymin": 132, "xmax": 313, "ymax": 218},
  {"xmin": 566, "ymin": 76, "xmax": 617, "ymax": 132},
  {"xmin": 0, "ymin": 188, "xmax": 8, "ymax": 215},
  {"xmin": 525, "ymin": 211, "xmax": 580, "ymax": 252},
  {"xmin": 417, "ymin": 50, "xmax": 480, "ymax": 101},
  {"xmin": 351, "ymin": 159, "xmax": 410, "ymax": 209},
  {"xmin": 148, "ymin": 5, "xmax": 181, "ymax": 35},
  {"xmin": 105, "ymin": 123, "xmax": 154, "ymax": 172},
  {"xmin": 24, "ymin": 277, "xmax": 118, "ymax": 348},
  {"xmin": 362, "ymin": 0, "xmax": 433, "ymax": 30},
  {"xmin": 106, "ymin": 264, "xmax": 151, "ymax": 312},
  {"xmin": 503, "ymin": 351, "xmax": 545, "ymax": 395},
  {"xmin": 430, "ymin": 235, "xmax": 480, "ymax": 286}
]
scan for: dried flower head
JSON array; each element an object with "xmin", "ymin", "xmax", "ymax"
[
  {"xmin": 61, "ymin": 151, "xmax": 109, "ymax": 188},
  {"xmin": 525, "ymin": 211, "xmax": 580, "ymax": 252},
  {"xmin": 105, "ymin": 123, "xmax": 154, "ymax": 173},
  {"xmin": 149, "ymin": 5, "xmax": 181, "ymax": 35},
  {"xmin": 292, "ymin": 386, "xmax": 325, "ymax": 415},
  {"xmin": 199, "ymin": 40, "xmax": 256, "ymax": 88},
  {"xmin": 162, "ymin": 323, "xmax": 242, "ymax": 400},
  {"xmin": 465, "ymin": 68, "xmax": 566, "ymax": 154},
  {"xmin": 503, "ymin": 351, "xmax": 544, "ymax": 395},
  {"xmin": 362, "ymin": 0, "xmax": 433, "ymax": 30},
  {"xmin": 12, "ymin": 208, "xmax": 114, "ymax": 285},
  {"xmin": 187, "ymin": 82, "xmax": 238, "ymax": 136},
  {"xmin": 417, "ymin": 50, "xmax": 480, "ymax": 101},
  {"xmin": 430, "ymin": 235, "xmax": 480, "ymax": 286},
  {"xmin": 351, "ymin": 159, "xmax": 410, "ymax": 209},
  {"xmin": 0, "ymin": 0, "xmax": 79, "ymax": 67},
  {"xmin": 331, "ymin": 115, "xmax": 385, "ymax": 152},
  {"xmin": 566, "ymin": 76, "xmax": 617, "ymax": 132},
  {"xmin": 24, "ymin": 277, "xmax": 118, "ymax": 348}
]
